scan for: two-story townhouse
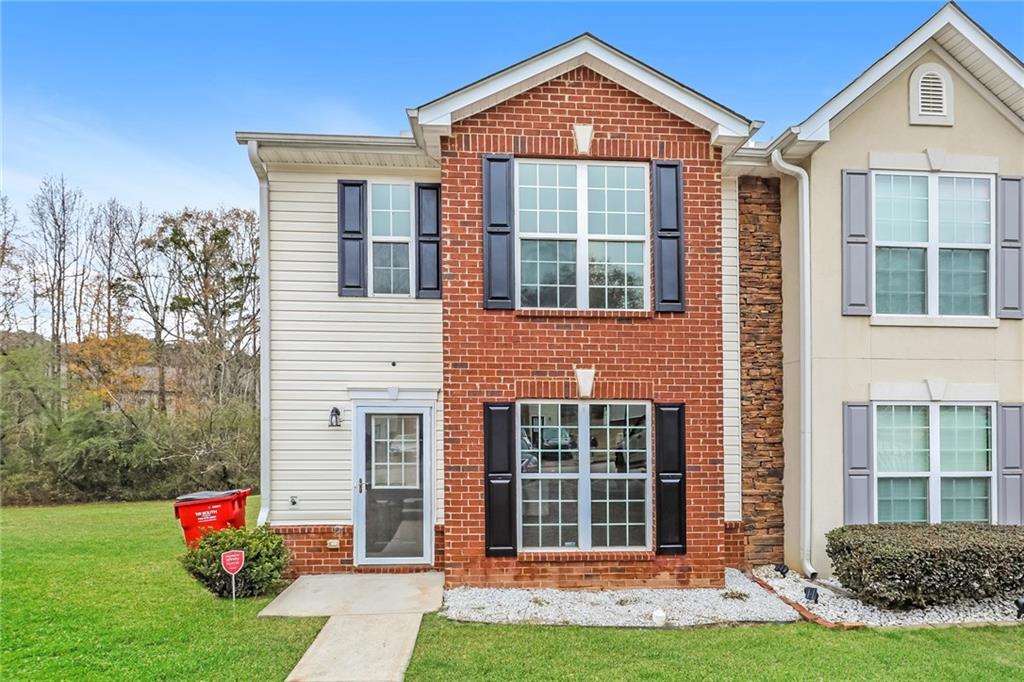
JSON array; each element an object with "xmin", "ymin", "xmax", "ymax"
[{"xmin": 238, "ymin": 1, "xmax": 1022, "ymax": 586}]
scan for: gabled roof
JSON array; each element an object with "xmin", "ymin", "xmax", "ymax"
[
  {"xmin": 791, "ymin": 2, "xmax": 1023, "ymax": 146},
  {"xmin": 407, "ymin": 33, "xmax": 759, "ymax": 159}
]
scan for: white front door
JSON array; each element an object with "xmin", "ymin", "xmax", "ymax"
[{"xmin": 353, "ymin": 404, "xmax": 433, "ymax": 565}]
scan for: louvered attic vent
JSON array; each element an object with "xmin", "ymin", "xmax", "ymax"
[
  {"xmin": 919, "ymin": 72, "xmax": 946, "ymax": 115},
  {"xmin": 910, "ymin": 63, "xmax": 953, "ymax": 126}
]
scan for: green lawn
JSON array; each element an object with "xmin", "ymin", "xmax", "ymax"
[
  {"xmin": 1, "ymin": 497, "xmax": 325, "ymax": 681},
  {"xmin": 409, "ymin": 616, "xmax": 1024, "ymax": 681},
  {"xmin": 3, "ymin": 500, "xmax": 1022, "ymax": 681}
]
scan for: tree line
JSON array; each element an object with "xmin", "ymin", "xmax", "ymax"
[{"xmin": 0, "ymin": 177, "xmax": 261, "ymax": 504}]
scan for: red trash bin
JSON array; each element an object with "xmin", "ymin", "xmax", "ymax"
[{"xmin": 173, "ymin": 489, "xmax": 251, "ymax": 546}]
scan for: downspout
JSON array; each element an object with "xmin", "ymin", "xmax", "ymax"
[
  {"xmin": 247, "ymin": 140, "xmax": 272, "ymax": 526},
  {"xmin": 770, "ymin": 149, "xmax": 817, "ymax": 579}
]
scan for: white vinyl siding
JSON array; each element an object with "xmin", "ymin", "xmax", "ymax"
[
  {"xmin": 266, "ymin": 167, "xmax": 443, "ymax": 526},
  {"xmin": 721, "ymin": 178, "xmax": 741, "ymax": 522}
]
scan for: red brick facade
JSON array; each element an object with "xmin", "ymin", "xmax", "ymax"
[
  {"xmin": 440, "ymin": 67, "xmax": 726, "ymax": 588},
  {"xmin": 274, "ymin": 525, "xmax": 445, "ymax": 578}
]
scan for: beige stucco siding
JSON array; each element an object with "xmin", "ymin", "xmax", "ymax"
[
  {"xmin": 266, "ymin": 165, "xmax": 444, "ymax": 526},
  {"xmin": 782, "ymin": 51, "xmax": 1024, "ymax": 573}
]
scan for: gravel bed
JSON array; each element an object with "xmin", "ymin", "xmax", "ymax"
[
  {"xmin": 752, "ymin": 565, "xmax": 1021, "ymax": 627},
  {"xmin": 441, "ymin": 568, "xmax": 798, "ymax": 627}
]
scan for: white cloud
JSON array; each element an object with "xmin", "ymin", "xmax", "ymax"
[{"xmin": 2, "ymin": 107, "xmax": 257, "ymax": 215}]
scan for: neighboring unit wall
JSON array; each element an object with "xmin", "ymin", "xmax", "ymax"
[
  {"xmin": 265, "ymin": 165, "xmax": 444, "ymax": 529},
  {"xmin": 784, "ymin": 51, "xmax": 1024, "ymax": 573},
  {"xmin": 441, "ymin": 66, "xmax": 726, "ymax": 588},
  {"xmin": 737, "ymin": 176, "xmax": 786, "ymax": 566},
  {"xmin": 722, "ymin": 177, "xmax": 742, "ymax": 523}
]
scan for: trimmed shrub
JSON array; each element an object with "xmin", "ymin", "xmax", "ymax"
[
  {"xmin": 826, "ymin": 524, "xmax": 1024, "ymax": 609},
  {"xmin": 180, "ymin": 526, "xmax": 288, "ymax": 598}
]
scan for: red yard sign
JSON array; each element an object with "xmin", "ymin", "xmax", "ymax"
[{"xmin": 221, "ymin": 550, "xmax": 245, "ymax": 576}]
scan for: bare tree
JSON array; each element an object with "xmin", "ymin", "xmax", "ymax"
[
  {"xmin": 116, "ymin": 204, "xmax": 176, "ymax": 412},
  {"xmin": 91, "ymin": 199, "xmax": 132, "ymax": 335},
  {"xmin": 28, "ymin": 176, "xmax": 89, "ymax": 396},
  {"xmin": 0, "ymin": 196, "xmax": 22, "ymax": 331}
]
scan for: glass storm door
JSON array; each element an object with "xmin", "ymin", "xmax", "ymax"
[{"xmin": 359, "ymin": 413, "xmax": 427, "ymax": 562}]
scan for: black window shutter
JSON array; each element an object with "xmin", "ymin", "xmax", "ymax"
[
  {"xmin": 337, "ymin": 179, "xmax": 367, "ymax": 296},
  {"xmin": 415, "ymin": 183, "xmax": 442, "ymax": 299},
  {"xmin": 652, "ymin": 161, "xmax": 685, "ymax": 312},
  {"xmin": 654, "ymin": 404, "xmax": 686, "ymax": 554},
  {"xmin": 484, "ymin": 403, "xmax": 516, "ymax": 556},
  {"xmin": 482, "ymin": 155, "xmax": 515, "ymax": 309}
]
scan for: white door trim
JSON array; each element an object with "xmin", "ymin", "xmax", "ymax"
[{"xmin": 352, "ymin": 400, "xmax": 435, "ymax": 566}]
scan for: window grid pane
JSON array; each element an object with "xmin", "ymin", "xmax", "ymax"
[
  {"xmin": 940, "ymin": 478, "xmax": 990, "ymax": 522},
  {"xmin": 938, "ymin": 249, "xmax": 987, "ymax": 316},
  {"xmin": 372, "ymin": 243, "xmax": 411, "ymax": 295},
  {"xmin": 518, "ymin": 163, "xmax": 577, "ymax": 235},
  {"xmin": 520, "ymin": 404, "xmax": 579, "ymax": 475},
  {"xmin": 938, "ymin": 176, "xmax": 990, "ymax": 244},
  {"xmin": 874, "ymin": 174, "xmax": 928, "ymax": 242},
  {"xmin": 521, "ymin": 479, "xmax": 579, "ymax": 549},
  {"xmin": 939, "ymin": 406, "xmax": 992, "ymax": 472},
  {"xmin": 589, "ymin": 403, "xmax": 647, "ymax": 474},
  {"xmin": 520, "ymin": 239, "xmax": 576, "ymax": 308},
  {"xmin": 876, "ymin": 405, "xmax": 930, "ymax": 472},
  {"xmin": 588, "ymin": 241, "xmax": 644, "ymax": 310},
  {"xmin": 591, "ymin": 479, "xmax": 646, "ymax": 548},
  {"xmin": 877, "ymin": 477, "xmax": 928, "ymax": 523},
  {"xmin": 875, "ymin": 247, "xmax": 927, "ymax": 314},
  {"xmin": 587, "ymin": 165, "xmax": 646, "ymax": 236},
  {"xmin": 371, "ymin": 184, "xmax": 411, "ymax": 237},
  {"xmin": 371, "ymin": 416, "xmax": 419, "ymax": 489}
]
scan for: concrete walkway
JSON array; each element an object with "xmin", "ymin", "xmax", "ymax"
[{"xmin": 261, "ymin": 573, "xmax": 444, "ymax": 682}]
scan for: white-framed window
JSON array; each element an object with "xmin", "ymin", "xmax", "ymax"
[
  {"xmin": 369, "ymin": 414, "xmax": 420, "ymax": 489},
  {"xmin": 369, "ymin": 182, "xmax": 414, "ymax": 296},
  {"xmin": 514, "ymin": 160, "xmax": 650, "ymax": 311},
  {"xmin": 517, "ymin": 401, "xmax": 651, "ymax": 551},
  {"xmin": 909, "ymin": 62, "xmax": 954, "ymax": 126},
  {"xmin": 872, "ymin": 172, "xmax": 995, "ymax": 318},
  {"xmin": 873, "ymin": 402, "xmax": 996, "ymax": 524}
]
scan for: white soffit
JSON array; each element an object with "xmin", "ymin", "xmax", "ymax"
[
  {"xmin": 412, "ymin": 33, "xmax": 752, "ymax": 139},
  {"xmin": 795, "ymin": 3, "xmax": 1024, "ymax": 143},
  {"xmin": 235, "ymin": 132, "xmax": 439, "ymax": 169}
]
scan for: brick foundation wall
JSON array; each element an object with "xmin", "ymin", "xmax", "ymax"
[
  {"xmin": 273, "ymin": 525, "xmax": 445, "ymax": 578},
  {"xmin": 723, "ymin": 520, "xmax": 746, "ymax": 569},
  {"xmin": 441, "ymin": 66, "xmax": 726, "ymax": 588},
  {"xmin": 737, "ymin": 176, "xmax": 785, "ymax": 566}
]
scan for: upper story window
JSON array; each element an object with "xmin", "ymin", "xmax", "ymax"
[
  {"xmin": 874, "ymin": 402, "xmax": 994, "ymax": 524},
  {"xmin": 873, "ymin": 172, "xmax": 994, "ymax": 318},
  {"xmin": 909, "ymin": 63, "xmax": 954, "ymax": 126},
  {"xmin": 515, "ymin": 160, "xmax": 649, "ymax": 311},
  {"xmin": 369, "ymin": 183, "xmax": 413, "ymax": 296}
]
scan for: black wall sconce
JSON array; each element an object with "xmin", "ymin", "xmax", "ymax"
[{"xmin": 328, "ymin": 407, "xmax": 341, "ymax": 428}]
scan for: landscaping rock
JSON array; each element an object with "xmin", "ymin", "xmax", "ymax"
[
  {"xmin": 752, "ymin": 565, "xmax": 1021, "ymax": 627},
  {"xmin": 441, "ymin": 569, "xmax": 798, "ymax": 627}
]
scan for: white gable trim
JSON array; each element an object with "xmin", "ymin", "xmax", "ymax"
[
  {"xmin": 798, "ymin": 3, "xmax": 1024, "ymax": 142},
  {"xmin": 413, "ymin": 34, "xmax": 751, "ymax": 139}
]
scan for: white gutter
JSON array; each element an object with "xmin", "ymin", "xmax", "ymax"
[
  {"xmin": 247, "ymin": 140, "xmax": 272, "ymax": 526},
  {"xmin": 770, "ymin": 149, "xmax": 817, "ymax": 579}
]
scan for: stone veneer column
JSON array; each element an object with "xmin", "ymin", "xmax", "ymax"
[{"xmin": 738, "ymin": 176, "xmax": 785, "ymax": 566}]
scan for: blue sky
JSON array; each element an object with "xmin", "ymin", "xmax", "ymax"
[{"xmin": 2, "ymin": 1, "xmax": 1021, "ymax": 213}]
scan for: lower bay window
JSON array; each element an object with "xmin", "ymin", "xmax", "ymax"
[
  {"xmin": 874, "ymin": 402, "xmax": 995, "ymax": 523},
  {"xmin": 517, "ymin": 401, "xmax": 651, "ymax": 550}
]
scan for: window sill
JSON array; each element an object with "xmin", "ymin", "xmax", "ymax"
[
  {"xmin": 870, "ymin": 315, "xmax": 999, "ymax": 329},
  {"xmin": 519, "ymin": 550, "xmax": 656, "ymax": 563},
  {"xmin": 514, "ymin": 309, "xmax": 655, "ymax": 320}
]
